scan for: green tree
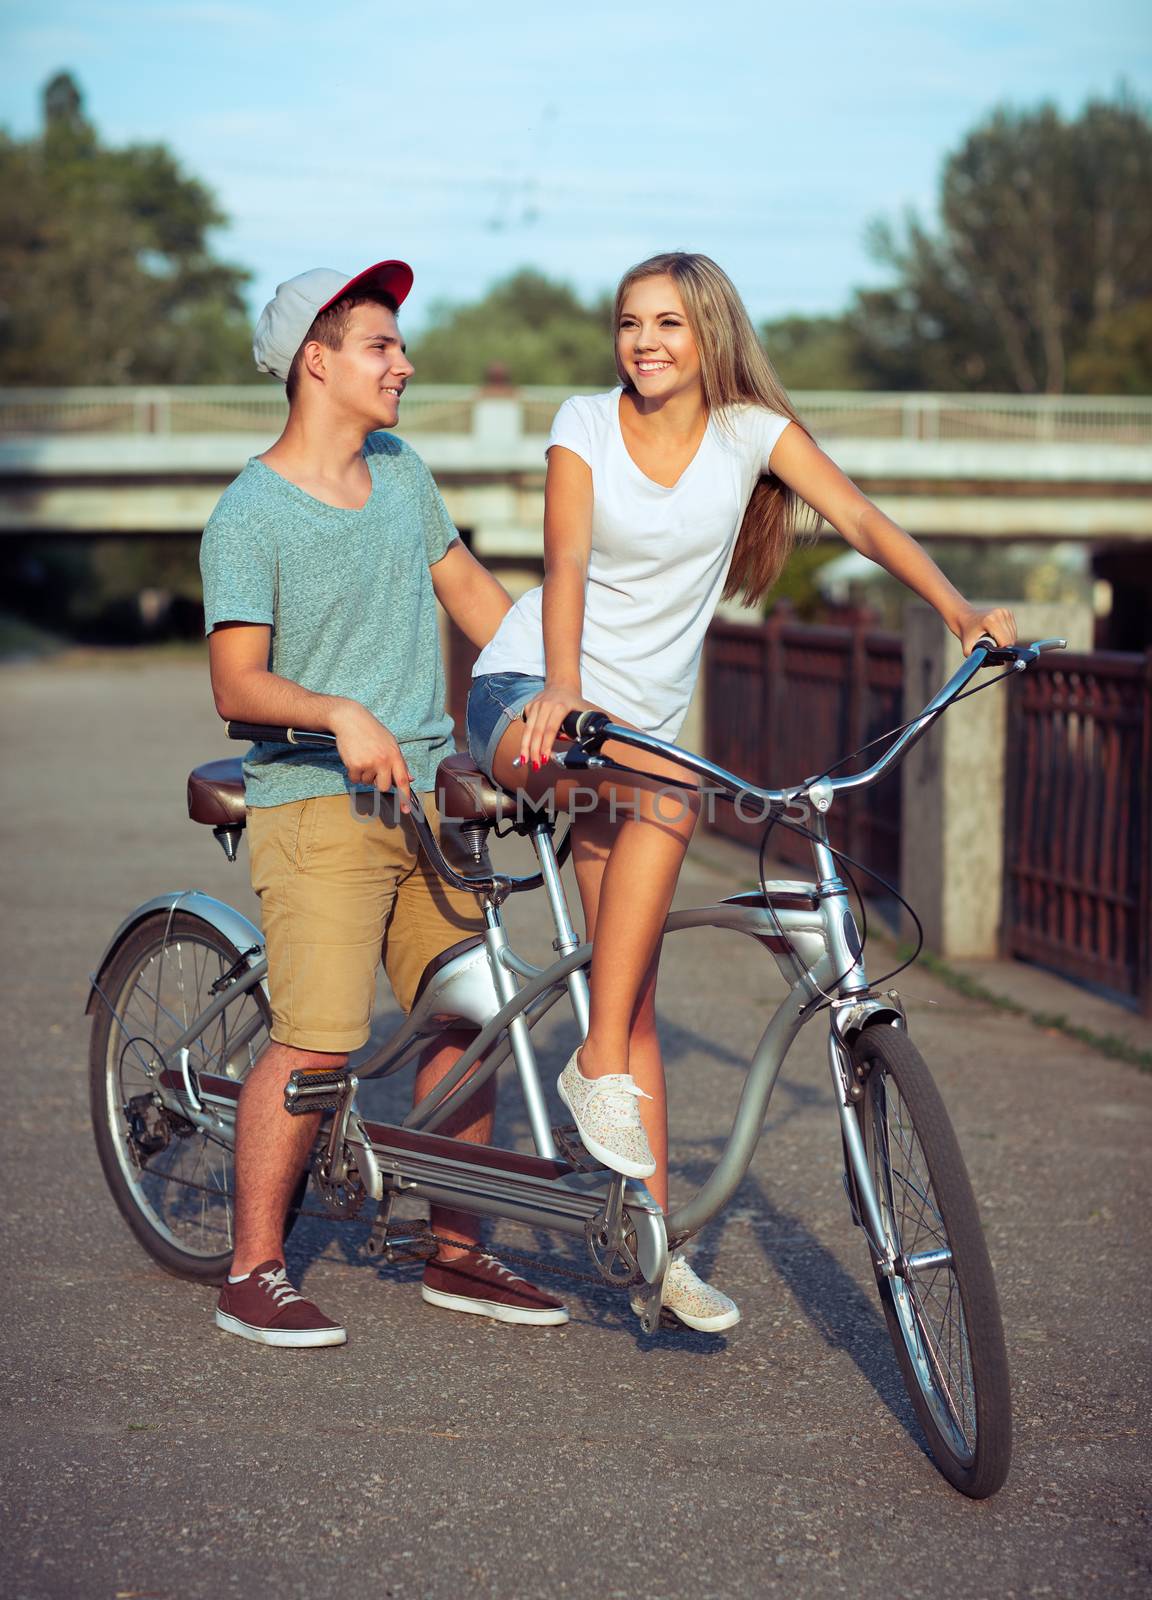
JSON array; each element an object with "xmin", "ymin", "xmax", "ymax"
[
  {"xmin": 1066, "ymin": 298, "xmax": 1152, "ymax": 394},
  {"xmin": 851, "ymin": 90, "xmax": 1152, "ymax": 393},
  {"xmin": 758, "ymin": 313, "xmax": 868, "ymax": 390},
  {"xmin": 411, "ymin": 269, "xmax": 617, "ymax": 386},
  {"xmin": 0, "ymin": 72, "xmax": 255, "ymax": 384}
]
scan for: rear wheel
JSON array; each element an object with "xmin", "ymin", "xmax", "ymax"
[
  {"xmin": 89, "ymin": 909, "xmax": 305, "ymax": 1283},
  {"xmin": 852, "ymin": 1026, "xmax": 1012, "ymax": 1497}
]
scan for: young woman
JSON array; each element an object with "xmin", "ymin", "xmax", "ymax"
[{"xmin": 466, "ymin": 252, "xmax": 1016, "ymax": 1332}]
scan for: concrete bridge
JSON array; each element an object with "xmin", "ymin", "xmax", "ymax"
[{"xmin": 1, "ymin": 386, "xmax": 1150, "ymax": 555}]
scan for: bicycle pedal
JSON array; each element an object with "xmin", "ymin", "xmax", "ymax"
[
  {"xmin": 551, "ymin": 1122, "xmax": 598, "ymax": 1171},
  {"xmin": 284, "ymin": 1067, "xmax": 350, "ymax": 1115}
]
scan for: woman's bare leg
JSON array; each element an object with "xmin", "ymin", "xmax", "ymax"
[
  {"xmin": 571, "ymin": 809, "xmax": 670, "ymax": 1211},
  {"xmin": 489, "ymin": 718, "xmax": 699, "ymax": 1201}
]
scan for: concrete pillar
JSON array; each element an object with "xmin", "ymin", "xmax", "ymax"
[
  {"xmin": 899, "ymin": 601, "xmax": 1092, "ymax": 957},
  {"xmin": 473, "ymin": 395, "xmax": 523, "ymax": 445}
]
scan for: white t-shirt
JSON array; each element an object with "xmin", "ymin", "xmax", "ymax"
[{"xmin": 472, "ymin": 387, "xmax": 793, "ymax": 740}]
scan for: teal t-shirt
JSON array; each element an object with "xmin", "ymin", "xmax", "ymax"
[{"xmin": 199, "ymin": 431, "xmax": 456, "ymax": 806}]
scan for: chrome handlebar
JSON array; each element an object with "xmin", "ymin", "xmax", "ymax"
[
  {"xmin": 555, "ymin": 637, "xmax": 1067, "ymax": 810},
  {"xmin": 224, "ymin": 637, "xmax": 1067, "ymax": 868}
]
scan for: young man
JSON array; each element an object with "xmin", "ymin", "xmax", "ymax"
[{"xmin": 200, "ymin": 258, "xmax": 567, "ymax": 1346}]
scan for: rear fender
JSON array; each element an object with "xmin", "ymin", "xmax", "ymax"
[{"xmin": 85, "ymin": 891, "xmax": 266, "ymax": 1015}]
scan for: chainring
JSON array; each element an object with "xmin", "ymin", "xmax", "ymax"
[
  {"xmin": 311, "ymin": 1149, "xmax": 367, "ymax": 1218},
  {"xmin": 583, "ymin": 1214, "xmax": 642, "ymax": 1285}
]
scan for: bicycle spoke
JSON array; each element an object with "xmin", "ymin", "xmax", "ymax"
[
  {"xmin": 121, "ymin": 968, "xmax": 229, "ymax": 1069},
  {"xmin": 868, "ymin": 1063, "xmax": 978, "ymax": 1460},
  {"xmin": 102, "ymin": 925, "xmax": 268, "ymax": 1261},
  {"xmin": 887, "ymin": 1108, "xmax": 945, "ymax": 1252},
  {"xmin": 911, "ymin": 1270, "xmax": 975, "ymax": 1440}
]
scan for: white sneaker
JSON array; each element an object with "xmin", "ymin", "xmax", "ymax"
[
  {"xmin": 556, "ymin": 1048, "xmax": 656, "ymax": 1179},
  {"xmin": 632, "ymin": 1253, "xmax": 741, "ymax": 1333}
]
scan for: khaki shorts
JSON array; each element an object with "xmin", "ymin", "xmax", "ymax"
[{"xmin": 247, "ymin": 791, "xmax": 485, "ymax": 1053}]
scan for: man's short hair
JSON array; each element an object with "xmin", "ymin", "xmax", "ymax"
[{"xmin": 285, "ymin": 290, "xmax": 400, "ymax": 402}]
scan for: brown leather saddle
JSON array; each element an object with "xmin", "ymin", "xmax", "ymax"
[{"xmin": 186, "ymin": 750, "xmax": 517, "ymax": 831}]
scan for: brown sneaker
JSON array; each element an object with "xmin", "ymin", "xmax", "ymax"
[
  {"xmin": 215, "ymin": 1260, "xmax": 347, "ymax": 1348},
  {"xmin": 422, "ymin": 1252, "xmax": 569, "ymax": 1326}
]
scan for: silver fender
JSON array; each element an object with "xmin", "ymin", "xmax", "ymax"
[
  {"xmin": 829, "ymin": 993, "xmax": 907, "ymax": 1047},
  {"xmin": 405, "ymin": 937, "xmax": 504, "ymax": 1032},
  {"xmin": 85, "ymin": 891, "xmax": 267, "ymax": 1015}
]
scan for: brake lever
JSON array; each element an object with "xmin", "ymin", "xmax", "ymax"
[
  {"xmin": 977, "ymin": 635, "xmax": 1067, "ymax": 671},
  {"xmin": 974, "ymin": 636, "xmax": 1027, "ymax": 669}
]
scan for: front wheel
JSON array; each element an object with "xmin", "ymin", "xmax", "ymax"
[
  {"xmin": 852, "ymin": 1026, "xmax": 1012, "ymax": 1497},
  {"xmin": 89, "ymin": 909, "xmax": 304, "ymax": 1283}
]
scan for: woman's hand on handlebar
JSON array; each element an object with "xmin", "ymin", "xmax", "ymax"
[
  {"xmin": 329, "ymin": 700, "xmax": 413, "ymax": 811},
  {"xmin": 953, "ymin": 604, "xmax": 1017, "ymax": 656},
  {"xmin": 515, "ymin": 681, "xmax": 594, "ymax": 770}
]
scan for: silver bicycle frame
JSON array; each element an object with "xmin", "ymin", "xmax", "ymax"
[
  {"xmin": 96, "ymin": 640, "xmax": 1065, "ymax": 1294},
  {"xmin": 100, "ymin": 828, "xmax": 891, "ymax": 1270}
]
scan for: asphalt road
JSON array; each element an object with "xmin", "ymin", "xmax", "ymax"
[{"xmin": 2, "ymin": 657, "xmax": 1149, "ymax": 1599}]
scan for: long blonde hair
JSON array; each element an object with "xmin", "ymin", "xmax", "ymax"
[{"xmin": 613, "ymin": 252, "xmax": 813, "ymax": 607}]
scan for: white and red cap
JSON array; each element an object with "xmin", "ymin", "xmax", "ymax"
[{"xmin": 252, "ymin": 259, "xmax": 414, "ymax": 381}]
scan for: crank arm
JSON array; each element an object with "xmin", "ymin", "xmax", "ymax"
[{"xmin": 629, "ymin": 1261, "xmax": 672, "ymax": 1335}]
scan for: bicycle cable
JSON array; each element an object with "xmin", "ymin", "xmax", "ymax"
[
  {"xmin": 553, "ymin": 660, "xmax": 1012, "ymax": 1017},
  {"xmin": 755, "ymin": 810, "xmax": 877, "ymax": 1007},
  {"xmin": 769, "ymin": 811, "xmax": 925, "ymax": 1011},
  {"xmin": 742, "ymin": 657, "xmax": 1021, "ymax": 1009},
  {"xmin": 802, "ymin": 664, "xmax": 1024, "ymax": 791},
  {"xmin": 753, "ymin": 782, "xmax": 869, "ymax": 1002}
]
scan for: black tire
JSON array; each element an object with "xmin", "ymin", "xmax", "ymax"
[
  {"xmin": 89, "ymin": 909, "xmax": 306, "ymax": 1283},
  {"xmin": 852, "ymin": 1026, "xmax": 1012, "ymax": 1498}
]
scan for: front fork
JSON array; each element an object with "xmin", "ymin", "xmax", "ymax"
[{"xmin": 828, "ymin": 1029, "xmax": 899, "ymax": 1278}]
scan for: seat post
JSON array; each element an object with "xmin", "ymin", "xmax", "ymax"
[
  {"xmin": 530, "ymin": 822, "xmax": 590, "ymax": 1037},
  {"xmin": 212, "ymin": 825, "xmax": 244, "ymax": 863}
]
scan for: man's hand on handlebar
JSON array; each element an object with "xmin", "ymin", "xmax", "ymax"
[
  {"xmin": 516, "ymin": 681, "xmax": 597, "ymax": 771},
  {"xmin": 329, "ymin": 701, "xmax": 413, "ymax": 810},
  {"xmin": 953, "ymin": 604, "xmax": 1018, "ymax": 656}
]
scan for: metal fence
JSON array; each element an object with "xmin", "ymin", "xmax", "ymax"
[
  {"xmin": 702, "ymin": 617, "xmax": 905, "ymax": 894},
  {"xmin": 1003, "ymin": 650, "xmax": 1152, "ymax": 1014},
  {"xmin": 705, "ymin": 622, "xmax": 1152, "ymax": 1010},
  {"xmin": 3, "ymin": 386, "xmax": 1150, "ymax": 445},
  {"xmin": 0, "ymin": 385, "xmax": 475, "ymax": 437}
]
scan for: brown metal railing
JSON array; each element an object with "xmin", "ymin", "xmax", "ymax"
[
  {"xmin": 1003, "ymin": 650, "xmax": 1152, "ymax": 1014},
  {"xmin": 703, "ymin": 616, "xmax": 904, "ymax": 893}
]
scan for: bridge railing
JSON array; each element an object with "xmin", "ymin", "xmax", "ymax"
[{"xmin": 2, "ymin": 386, "xmax": 1150, "ymax": 445}]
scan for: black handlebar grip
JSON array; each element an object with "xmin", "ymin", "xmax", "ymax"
[
  {"xmin": 225, "ymin": 720, "xmax": 291, "ymax": 742},
  {"xmin": 224, "ymin": 720, "xmax": 335, "ymax": 746},
  {"xmin": 560, "ymin": 709, "xmax": 612, "ymax": 746}
]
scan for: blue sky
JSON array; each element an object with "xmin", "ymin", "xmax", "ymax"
[{"xmin": 2, "ymin": 1, "xmax": 1149, "ymax": 331}]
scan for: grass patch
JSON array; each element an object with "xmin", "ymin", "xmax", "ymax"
[
  {"xmin": 910, "ymin": 948, "xmax": 1152, "ymax": 1072},
  {"xmin": 693, "ymin": 835, "xmax": 1151, "ymax": 1070}
]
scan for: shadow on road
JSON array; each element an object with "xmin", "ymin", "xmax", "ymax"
[{"xmin": 284, "ymin": 1017, "xmax": 924, "ymax": 1456}]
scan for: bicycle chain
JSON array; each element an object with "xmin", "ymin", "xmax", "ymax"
[{"xmin": 141, "ymin": 1166, "xmax": 628, "ymax": 1289}]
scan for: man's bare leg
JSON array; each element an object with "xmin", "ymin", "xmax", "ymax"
[
  {"xmin": 413, "ymin": 1029, "xmax": 495, "ymax": 1262},
  {"xmin": 230, "ymin": 1041, "xmax": 346, "ymax": 1275}
]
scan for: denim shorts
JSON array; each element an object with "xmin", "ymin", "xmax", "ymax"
[{"xmin": 466, "ymin": 671, "xmax": 546, "ymax": 779}]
